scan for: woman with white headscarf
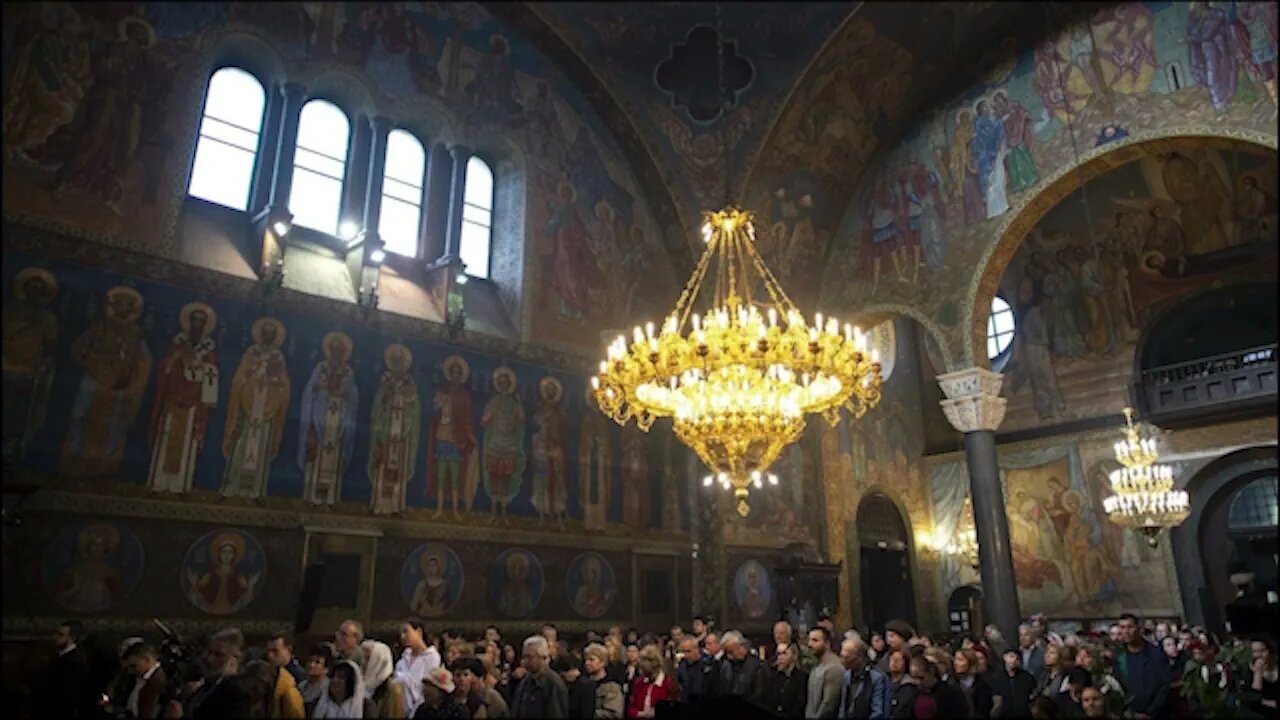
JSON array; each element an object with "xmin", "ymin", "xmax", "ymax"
[
  {"xmin": 361, "ymin": 640, "xmax": 406, "ymax": 719},
  {"xmin": 314, "ymin": 659, "xmax": 373, "ymax": 718}
]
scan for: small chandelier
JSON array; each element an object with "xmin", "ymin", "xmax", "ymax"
[
  {"xmin": 1102, "ymin": 407, "xmax": 1189, "ymax": 546},
  {"xmin": 592, "ymin": 208, "xmax": 882, "ymax": 516},
  {"xmin": 943, "ymin": 496, "xmax": 980, "ymax": 570}
]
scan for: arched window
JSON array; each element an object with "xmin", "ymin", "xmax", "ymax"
[
  {"xmin": 987, "ymin": 295, "xmax": 1015, "ymax": 361},
  {"xmin": 290, "ymin": 99, "xmax": 351, "ymax": 236},
  {"xmin": 460, "ymin": 157, "xmax": 494, "ymax": 278},
  {"xmin": 187, "ymin": 67, "xmax": 267, "ymax": 211},
  {"xmin": 379, "ymin": 129, "xmax": 426, "ymax": 257}
]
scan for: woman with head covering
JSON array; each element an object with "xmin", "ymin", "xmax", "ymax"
[
  {"xmin": 314, "ymin": 659, "xmax": 373, "ymax": 719},
  {"xmin": 361, "ymin": 640, "xmax": 405, "ymax": 719}
]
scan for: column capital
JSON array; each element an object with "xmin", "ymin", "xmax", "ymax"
[
  {"xmin": 938, "ymin": 367, "xmax": 1006, "ymax": 433},
  {"xmin": 369, "ymin": 115, "xmax": 394, "ymax": 135},
  {"xmin": 449, "ymin": 144, "xmax": 474, "ymax": 162},
  {"xmin": 280, "ymin": 82, "xmax": 307, "ymax": 106}
]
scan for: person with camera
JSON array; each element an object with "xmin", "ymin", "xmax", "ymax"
[{"xmin": 161, "ymin": 662, "xmax": 205, "ymax": 720}]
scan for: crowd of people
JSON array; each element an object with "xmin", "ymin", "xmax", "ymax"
[{"xmin": 22, "ymin": 610, "xmax": 1280, "ymax": 719}]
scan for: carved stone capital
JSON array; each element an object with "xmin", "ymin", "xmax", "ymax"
[
  {"xmin": 937, "ymin": 367, "xmax": 1006, "ymax": 433},
  {"xmin": 940, "ymin": 394, "xmax": 1007, "ymax": 433},
  {"xmin": 937, "ymin": 367, "xmax": 1004, "ymax": 400}
]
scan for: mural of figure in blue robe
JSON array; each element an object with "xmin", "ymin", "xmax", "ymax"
[
  {"xmin": 298, "ymin": 332, "xmax": 358, "ymax": 506},
  {"xmin": 973, "ymin": 98, "xmax": 1009, "ymax": 219},
  {"xmin": 1187, "ymin": 1, "xmax": 1241, "ymax": 112},
  {"xmin": 61, "ymin": 286, "xmax": 151, "ymax": 477},
  {"xmin": 2, "ymin": 268, "xmax": 59, "ymax": 459}
]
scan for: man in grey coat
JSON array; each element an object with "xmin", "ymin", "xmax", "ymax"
[
  {"xmin": 805, "ymin": 627, "xmax": 844, "ymax": 718},
  {"xmin": 512, "ymin": 635, "xmax": 568, "ymax": 718}
]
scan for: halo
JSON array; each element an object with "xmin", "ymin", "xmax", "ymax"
[
  {"xmin": 492, "ymin": 366, "xmax": 517, "ymax": 393},
  {"xmin": 556, "ymin": 181, "xmax": 576, "ymax": 204},
  {"xmin": 208, "ymin": 531, "xmax": 247, "ymax": 565},
  {"xmin": 77, "ymin": 524, "xmax": 121, "ymax": 557},
  {"xmin": 117, "ymin": 16, "xmax": 156, "ymax": 47},
  {"xmin": 250, "ymin": 317, "xmax": 286, "ymax": 348},
  {"xmin": 322, "ymin": 332, "xmax": 353, "ymax": 360},
  {"xmin": 419, "ymin": 546, "xmax": 448, "ymax": 576},
  {"xmin": 104, "ymin": 286, "xmax": 144, "ymax": 320},
  {"xmin": 507, "ymin": 551, "xmax": 528, "ymax": 574},
  {"xmin": 179, "ymin": 302, "xmax": 218, "ymax": 335},
  {"xmin": 384, "ymin": 343, "xmax": 413, "ymax": 371},
  {"xmin": 539, "ymin": 376, "xmax": 563, "ymax": 402},
  {"xmin": 13, "ymin": 268, "xmax": 57, "ymax": 300},
  {"xmin": 1062, "ymin": 489, "xmax": 1084, "ymax": 512},
  {"xmin": 594, "ymin": 200, "xmax": 614, "ymax": 221},
  {"xmin": 442, "ymin": 355, "xmax": 470, "ymax": 383}
]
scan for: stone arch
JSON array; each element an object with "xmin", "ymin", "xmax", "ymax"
[
  {"xmin": 296, "ymin": 64, "xmax": 381, "ymax": 120},
  {"xmin": 847, "ymin": 302, "xmax": 958, "ymax": 374},
  {"xmin": 845, "ymin": 484, "xmax": 924, "ymax": 631},
  {"xmin": 963, "ymin": 130, "xmax": 1279, "ymax": 370},
  {"xmin": 1170, "ymin": 445, "xmax": 1279, "ymax": 629}
]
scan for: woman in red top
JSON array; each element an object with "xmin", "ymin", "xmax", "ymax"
[{"xmin": 627, "ymin": 645, "xmax": 679, "ymax": 718}]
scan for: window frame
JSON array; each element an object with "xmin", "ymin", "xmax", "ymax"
[
  {"xmin": 378, "ymin": 127, "xmax": 428, "ymax": 258},
  {"xmin": 987, "ymin": 294, "xmax": 1016, "ymax": 367},
  {"xmin": 186, "ymin": 64, "xmax": 269, "ymax": 214},
  {"xmin": 288, "ymin": 96, "xmax": 354, "ymax": 239},
  {"xmin": 459, "ymin": 154, "xmax": 496, "ymax": 279}
]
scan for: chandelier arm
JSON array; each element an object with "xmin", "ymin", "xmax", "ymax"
[
  {"xmin": 744, "ymin": 238, "xmax": 800, "ymax": 317},
  {"xmin": 737, "ymin": 231, "xmax": 755, "ymax": 308},
  {"xmin": 677, "ymin": 234, "xmax": 722, "ymax": 329},
  {"xmin": 725, "ymin": 226, "xmax": 739, "ymax": 302}
]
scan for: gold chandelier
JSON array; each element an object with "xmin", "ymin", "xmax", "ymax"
[
  {"xmin": 1102, "ymin": 407, "xmax": 1189, "ymax": 546},
  {"xmin": 942, "ymin": 496, "xmax": 980, "ymax": 570},
  {"xmin": 591, "ymin": 207, "xmax": 883, "ymax": 516}
]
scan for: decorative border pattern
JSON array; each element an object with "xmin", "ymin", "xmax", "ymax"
[{"xmin": 20, "ymin": 487, "xmax": 693, "ymax": 553}]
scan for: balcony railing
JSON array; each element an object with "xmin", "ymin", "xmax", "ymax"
[{"xmin": 1138, "ymin": 343, "xmax": 1277, "ymax": 417}]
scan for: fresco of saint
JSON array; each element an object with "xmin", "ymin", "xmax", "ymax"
[
  {"xmin": 493, "ymin": 549, "xmax": 542, "ymax": 619},
  {"xmin": 427, "ymin": 355, "xmax": 479, "ymax": 518},
  {"xmin": 621, "ymin": 425, "xmax": 651, "ymax": 531},
  {"xmin": 182, "ymin": 528, "xmax": 264, "ymax": 615},
  {"xmin": 543, "ymin": 181, "xmax": 608, "ymax": 322},
  {"xmin": 568, "ymin": 553, "xmax": 616, "ymax": 619},
  {"xmin": 481, "ymin": 366, "xmax": 525, "ymax": 526},
  {"xmin": 298, "ymin": 332, "xmax": 359, "ymax": 506},
  {"xmin": 2, "ymin": 268, "xmax": 59, "ymax": 459},
  {"xmin": 579, "ymin": 390, "xmax": 611, "ymax": 532},
  {"xmin": 531, "ymin": 377, "xmax": 568, "ymax": 527},
  {"xmin": 408, "ymin": 545, "xmax": 461, "ymax": 618},
  {"xmin": 61, "ymin": 286, "xmax": 151, "ymax": 477},
  {"xmin": 1, "ymin": 4, "xmax": 91, "ymax": 162},
  {"xmin": 44, "ymin": 523, "xmax": 140, "ymax": 614},
  {"xmin": 221, "ymin": 318, "xmax": 291, "ymax": 500},
  {"xmin": 147, "ymin": 303, "xmax": 219, "ymax": 494},
  {"xmin": 369, "ymin": 344, "xmax": 421, "ymax": 516}
]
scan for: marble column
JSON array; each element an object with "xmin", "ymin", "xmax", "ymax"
[
  {"xmin": 361, "ymin": 116, "xmax": 394, "ymax": 239},
  {"xmin": 937, "ymin": 367, "xmax": 1021, "ymax": 643},
  {"xmin": 442, "ymin": 145, "xmax": 473, "ymax": 264},
  {"xmin": 267, "ymin": 83, "xmax": 308, "ymax": 211}
]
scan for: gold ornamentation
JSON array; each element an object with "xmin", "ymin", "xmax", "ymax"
[{"xmin": 592, "ymin": 207, "xmax": 882, "ymax": 516}]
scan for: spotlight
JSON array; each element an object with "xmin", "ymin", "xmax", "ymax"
[
  {"xmin": 456, "ymin": 273, "xmax": 469, "ymax": 285},
  {"xmin": 271, "ymin": 220, "xmax": 290, "ymax": 237},
  {"xmin": 369, "ymin": 249, "xmax": 385, "ymax": 264},
  {"xmin": 339, "ymin": 220, "xmax": 360, "ymax": 241}
]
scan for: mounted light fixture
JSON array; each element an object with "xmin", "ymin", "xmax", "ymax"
[{"xmin": 1102, "ymin": 407, "xmax": 1189, "ymax": 547}]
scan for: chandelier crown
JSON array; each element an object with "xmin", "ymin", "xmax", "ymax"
[{"xmin": 592, "ymin": 207, "xmax": 882, "ymax": 516}]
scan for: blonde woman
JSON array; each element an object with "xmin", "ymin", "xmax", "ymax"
[
  {"xmin": 583, "ymin": 643, "xmax": 625, "ymax": 718},
  {"xmin": 626, "ymin": 645, "xmax": 677, "ymax": 718}
]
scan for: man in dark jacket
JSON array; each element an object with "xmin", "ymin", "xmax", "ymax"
[
  {"xmin": 839, "ymin": 638, "xmax": 891, "ymax": 719},
  {"xmin": 674, "ymin": 637, "xmax": 705, "ymax": 704},
  {"xmin": 47, "ymin": 620, "xmax": 93, "ymax": 720},
  {"xmin": 764, "ymin": 642, "xmax": 807, "ymax": 718},
  {"xmin": 701, "ymin": 632, "xmax": 724, "ymax": 699},
  {"xmin": 512, "ymin": 636, "xmax": 568, "ymax": 718},
  {"xmin": 1113, "ymin": 613, "xmax": 1170, "ymax": 718},
  {"xmin": 908, "ymin": 654, "xmax": 967, "ymax": 718},
  {"xmin": 994, "ymin": 648, "xmax": 1038, "ymax": 717},
  {"xmin": 717, "ymin": 631, "xmax": 766, "ymax": 707},
  {"xmin": 552, "ymin": 653, "xmax": 595, "ymax": 719}
]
